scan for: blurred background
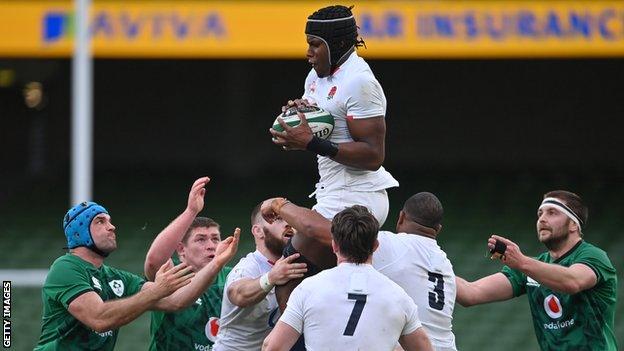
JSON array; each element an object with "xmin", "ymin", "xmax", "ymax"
[{"xmin": 1, "ymin": 1, "xmax": 622, "ymax": 350}]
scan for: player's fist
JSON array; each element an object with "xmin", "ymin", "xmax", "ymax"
[
  {"xmin": 489, "ymin": 235, "xmax": 526, "ymax": 269},
  {"xmin": 261, "ymin": 197, "xmax": 287, "ymax": 223}
]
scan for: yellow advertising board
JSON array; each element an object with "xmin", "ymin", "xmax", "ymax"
[{"xmin": 1, "ymin": 1, "xmax": 623, "ymax": 58}]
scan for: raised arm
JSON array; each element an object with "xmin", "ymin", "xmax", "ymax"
[
  {"xmin": 227, "ymin": 254, "xmax": 307, "ymax": 308},
  {"xmin": 153, "ymin": 228, "xmax": 240, "ymax": 311},
  {"xmin": 262, "ymin": 198, "xmax": 332, "ymax": 246},
  {"xmin": 455, "ymin": 273, "xmax": 514, "ymax": 307},
  {"xmin": 490, "ymin": 235, "xmax": 597, "ymax": 294},
  {"xmin": 68, "ymin": 261, "xmax": 193, "ymax": 332},
  {"xmin": 144, "ymin": 177, "xmax": 209, "ymax": 281}
]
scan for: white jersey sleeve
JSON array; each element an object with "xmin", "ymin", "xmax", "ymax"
[
  {"xmin": 214, "ymin": 251, "xmax": 279, "ymax": 351},
  {"xmin": 344, "ymin": 73, "xmax": 386, "ymax": 119},
  {"xmin": 402, "ymin": 302, "xmax": 422, "ymax": 336},
  {"xmin": 277, "ymin": 283, "xmax": 307, "ymax": 334}
]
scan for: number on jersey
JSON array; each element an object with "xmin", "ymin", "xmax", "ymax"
[
  {"xmin": 428, "ymin": 272, "xmax": 445, "ymax": 310},
  {"xmin": 343, "ymin": 293, "xmax": 367, "ymax": 336}
]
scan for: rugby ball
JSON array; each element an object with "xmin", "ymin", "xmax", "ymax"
[{"xmin": 272, "ymin": 105, "xmax": 334, "ymax": 140}]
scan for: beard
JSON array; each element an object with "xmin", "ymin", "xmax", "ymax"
[
  {"xmin": 538, "ymin": 225, "xmax": 570, "ymax": 251},
  {"xmin": 97, "ymin": 241, "xmax": 117, "ymax": 254},
  {"xmin": 263, "ymin": 227, "xmax": 286, "ymax": 257}
]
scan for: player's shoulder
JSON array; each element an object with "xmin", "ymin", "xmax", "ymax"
[
  {"xmin": 227, "ymin": 252, "xmax": 264, "ymax": 280},
  {"xmin": 574, "ymin": 241, "xmax": 614, "ymax": 266},
  {"xmin": 577, "ymin": 240, "xmax": 609, "ymax": 256},
  {"xmin": 45, "ymin": 254, "xmax": 92, "ymax": 287},
  {"xmin": 371, "ymin": 268, "xmax": 414, "ymax": 300},
  {"xmin": 49, "ymin": 253, "xmax": 89, "ymax": 272},
  {"xmin": 100, "ymin": 263, "xmax": 133, "ymax": 277}
]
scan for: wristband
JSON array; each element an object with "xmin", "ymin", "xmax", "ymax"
[
  {"xmin": 259, "ymin": 272, "xmax": 274, "ymax": 292},
  {"xmin": 306, "ymin": 136, "xmax": 339, "ymax": 157},
  {"xmin": 489, "ymin": 240, "xmax": 507, "ymax": 260}
]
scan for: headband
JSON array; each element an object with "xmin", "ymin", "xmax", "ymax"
[{"xmin": 539, "ymin": 197, "xmax": 583, "ymax": 230}]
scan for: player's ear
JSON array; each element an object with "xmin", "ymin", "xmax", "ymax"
[
  {"xmin": 175, "ymin": 242, "xmax": 185, "ymax": 257},
  {"xmin": 397, "ymin": 210, "xmax": 406, "ymax": 225},
  {"xmin": 251, "ymin": 224, "xmax": 264, "ymax": 239},
  {"xmin": 331, "ymin": 238, "xmax": 339, "ymax": 254},
  {"xmin": 568, "ymin": 220, "xmax": 579, "ymax": 234},
  {"xmin": 372, "ymin": 239, "xmax": 379, "ymax": 252},
  {"xmin": 436, "ymin": 224, "xmax": 443, "ymax": 234}
]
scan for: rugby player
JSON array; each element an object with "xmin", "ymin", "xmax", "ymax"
[
  {"xmin": 456, "ymin": 190, "xmax": 618, "ymax": 350},
  {"xmin": 262, "ymin": 206, "xmax": 432, "ymax": 351},
  {"xmin": 35, "ymin": 199, "xmax": 239, "ymax": 350}
]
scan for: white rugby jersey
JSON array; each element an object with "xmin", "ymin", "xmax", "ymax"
[
  {"xmin": 302, "ymin": 51, "xmax": 399, "ymax": 193},
  {"xmin": 373, "ymin": 231, "xmax": 457, "ymax": 350},
  {"xmin": 279, "ymin": 262, "xmax": 422, "ymax": 351},
  {"xmin": 213, "ymin": 250, "xmax": 280, "ymax": 351}
]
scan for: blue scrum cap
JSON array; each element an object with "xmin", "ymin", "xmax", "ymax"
[{"xmin": 63, "ymin": 201, "xmax": 108, "ymax": 249}]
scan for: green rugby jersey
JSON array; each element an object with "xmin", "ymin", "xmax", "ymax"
[
  {"xmin": 502, "ymin": 240, "xmax": 617, "ymax": 351},
  {"xmin": 149, "ymin": 261, "xmax": 232, "ymax": 351},
  {"xmin": 35, "ymin": 253, "xmax": 145, "ymax": 351}
]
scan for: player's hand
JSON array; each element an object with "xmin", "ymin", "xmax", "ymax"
[
  {"xmin": 214, "ymin": 228, "xmax": 241, "ymax": 267},
  {"xmin": 488, "ymin": 235, "xmax": 527, "ymax": 270},
  {"xmin": 153, "ymin": 260, "xmax": 195, "ymax": 299},
  {"xmin": 187, "ymin": 177, "xmax": 209, "ymax": 215},
  {"xmin": 281, "ymin": 98, "xmax": 312, "ymax": 112},
  {"xmin": 260, "ymin": 198, "xmax": 279, "ymax": 223},
  {"xmin": 268, "ymin": 254, "xmax": 307, "ymax": 285},
  {"xmin": 270, "ymin": 112, "xmax": 314, "ymax": 151}
]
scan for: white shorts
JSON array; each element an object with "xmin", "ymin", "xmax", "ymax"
[{"xmin": 312, "ymin": 188, "xmax": 389, "ymax": 226}]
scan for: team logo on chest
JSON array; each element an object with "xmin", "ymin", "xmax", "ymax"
[
  {"xmin": 205, "ymin": 317, "xmax": 219, "ymax": 342},
  {"xmin": 108, "ymin": 280, "xmax": 125, "ymax": 297},
  {"xmin": 327, "ymin": 86, "xmax": 337, "ymax": 100},
  {"xmin": 543, "ymin": 294, "xmax": 563, "ymax": 319}
]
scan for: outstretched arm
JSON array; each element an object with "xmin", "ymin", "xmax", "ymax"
[
  {"xmin": 68, "ymin": 261, "xmax": 193, "ymax": 332},
  {"xmin": 144, "ymin": 177, "xmax": 209, "ymax": 281},
  {"xmin": 489, "ymin": 235, "xmax": 597, "ymax": 294},
  {"xmin": 455, "ymin": 273, "xmax": 514, "ymax": 307},
  {"xmin": 153, "ymin": 228, "xmax": 240, "ymax": 311},
  {"xmin": 262, "ymin": 198, "xmax": 332, "ymax": 247}
]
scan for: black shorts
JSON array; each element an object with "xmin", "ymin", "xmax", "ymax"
[{"xmin": 283, "ymin": 238, "xmax": 322, "ymax": 279}]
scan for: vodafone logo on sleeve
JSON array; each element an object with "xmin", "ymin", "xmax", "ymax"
[{"xmin": 543, "ymin": 294, "xmax": 563, "ymax": 319}]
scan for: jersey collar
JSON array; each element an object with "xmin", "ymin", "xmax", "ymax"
[{"xmin": 552, "ymin": 239, "xmax": 584, "ymax": 263}]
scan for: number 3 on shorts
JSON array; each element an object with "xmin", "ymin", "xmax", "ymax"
[{"xmin": 343, "ymin": 293, "xmax": 367, "ymax": 336}]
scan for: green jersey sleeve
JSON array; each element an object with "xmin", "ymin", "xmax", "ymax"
[
  {"xmin": 501, "ymin": 266, "xmax": 527, "ymax": 297},
  {"xmin": 45, "ymin": 257, "xmax": 94, "ymax": 308},
  {"xmin": 573, "ymin": 244, "xmax": 616, "ymax": 285}
]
